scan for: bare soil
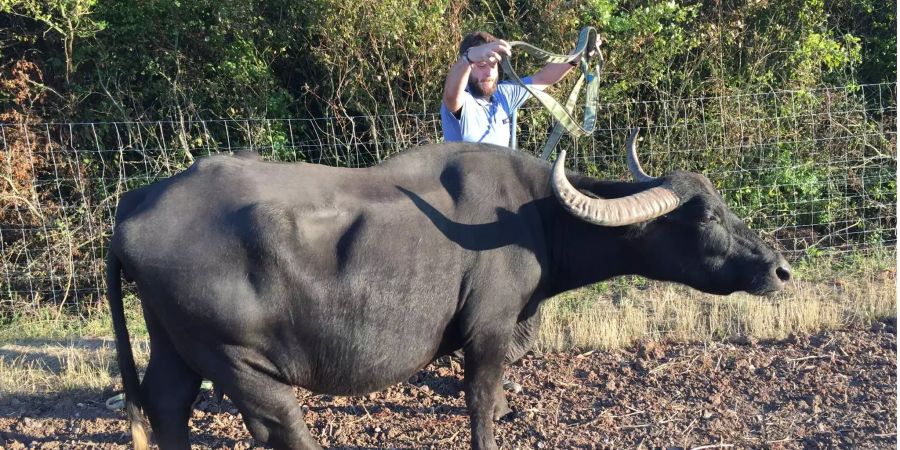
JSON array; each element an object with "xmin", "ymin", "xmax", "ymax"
[{"xmin": 1, "ymin": 322, "xmax": 895, "ymax": 450}]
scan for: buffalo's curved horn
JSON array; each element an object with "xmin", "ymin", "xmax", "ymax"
[
  {"xmin": 550, "ymin": 149, "xmax": 680, "ymax": 227},
  {"xmin": 626, "ymin": 128, "xmax": 655, "ymax": 182}
]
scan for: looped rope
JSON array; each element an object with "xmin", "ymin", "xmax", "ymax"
[
  {"xmin": 105, "ymin": 380, "xmax": 214, "ymax": 410},
  {"xmin": 500, "ymin": 27, "xmax": 604, "ymax": 159}
]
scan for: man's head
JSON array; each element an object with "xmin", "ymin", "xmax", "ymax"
[{"xmin": 460, "ymin": 31, "xmax": 501, "ymax": 99}]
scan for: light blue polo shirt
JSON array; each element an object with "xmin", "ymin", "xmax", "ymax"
[{"xmin": 441, "ymin": 77, "xmax": 534, "ymax": 147}]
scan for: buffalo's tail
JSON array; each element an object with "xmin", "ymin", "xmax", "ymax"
[{"xmin": 107, "ymin": 250, "xmax": 150, "ymax": 450}]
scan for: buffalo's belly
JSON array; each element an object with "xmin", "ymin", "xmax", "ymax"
[
  {"xmin": 299, "ymin": 346, "xmax": 439, "ymax": 396},
  {"xmin": 288, "ymin": 302, "xmax": 459, "ymax": 396}
]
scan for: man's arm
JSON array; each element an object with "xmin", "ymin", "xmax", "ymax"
[
  {"xmin": 529, "ymin": 62, "xmax": 576, "ymax": 91},
  {"xmin": 442, "ymin": 57, "xmax": 472, "ymax": 115},
  {"xmin": 530, "ymin": 39, "xmax": 602, "ymax": 90}
]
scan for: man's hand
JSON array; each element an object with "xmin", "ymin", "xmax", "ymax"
[
  {"xmin": 572, "ymin": 37, "xmax": 603, "ymax": 64},
  {"xmin": 466, "ymin": 40, "xmax": 512, "ymax": 65},
  {"xmin": 585, "ymin": 37, "xmax": 603, "ymax": 59}
]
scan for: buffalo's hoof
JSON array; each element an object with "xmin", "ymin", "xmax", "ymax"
[
  {"xmin": 502, "ymin": 379, "xmax": 523, "ymax": 394},
  {"xmin": 493, "ymin": 402, "xmax": 515, "ymax": 422}
]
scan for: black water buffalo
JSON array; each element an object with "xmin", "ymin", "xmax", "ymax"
[{"xmin": 107, "ymin": 129, "xmax": 790, "ymax": 450}]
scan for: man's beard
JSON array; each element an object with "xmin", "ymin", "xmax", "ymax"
[{"xmin": 468, "ymin": 77, "xmax": 497, "ymax": 99}]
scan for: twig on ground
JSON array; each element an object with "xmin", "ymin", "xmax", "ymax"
[
  {"xmin": 553, "ymin": 379, "xmax": 580, "ymax": 388},
  {"xmin": 690, "ymin": 444, "xmax": 733, "ymax": 450},
  {"xmin": 346, "ymin": 404, "xmax": 372, "ymax": 425},
  {"xmin": 681, "ymin": 417, "xmax": 698, "ymax": 436},
  {"xmin": 567, "ymin": 408, "xmax": 644, "ymax": 428},
  {"xmin": 554, "ymin": 401, "xmax": 561, "ymax": 426},
  {"xmin": 786, "ymin": 355, "xmax": 832, "ymax": 362},
  {"xmin": 650, "ymin": 361, "xmax": 673, "ymax": 374},
  {"xmin": 419, "ymin": 430, "xmax": 460, "ymax": 446}
]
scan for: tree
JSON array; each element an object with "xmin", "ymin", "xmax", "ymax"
[{"xmin": 0, "ymin": 0, "xmax": 106, "ymax": 84}]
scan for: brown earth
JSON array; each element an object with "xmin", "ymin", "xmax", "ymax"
[{"xmin": 1, "ymin": 322, "xmax": 896, "ymax": 450}]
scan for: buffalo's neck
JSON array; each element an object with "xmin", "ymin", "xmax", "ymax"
[{"xmin": 545, "ymin": 178, "xmax": 653, "ymax": 296}]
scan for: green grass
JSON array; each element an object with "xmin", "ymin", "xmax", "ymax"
[{"xmin": 0, "ymin": 294, "xmax": 147, "ymax": 342}]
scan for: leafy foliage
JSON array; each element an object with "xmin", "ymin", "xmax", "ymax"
[
  {"xmin": 0, "ymin": 0, "xmax": 893, "ymax": 310},
  {"xmin": 0, "ymin": 0, "xmax": 891, "ymax": 120}
]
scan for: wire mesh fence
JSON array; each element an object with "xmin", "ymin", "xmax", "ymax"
[{"xmin": 0, "ymin": 83, "xmax": 895, "ymax": 309}]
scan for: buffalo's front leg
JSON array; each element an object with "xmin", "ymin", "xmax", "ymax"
[
  {"xmin": 506, "ymin": 305, "xmax": 542, "ymax": 365},
  {"xmin": 501, "ymin": 305, "xmax": 543, "ymax": 395},
  {"xmin": 454, "ymin": 306, "xmax": 541, "ymax": 398},
  {"xmin": 463, "ymin": 329, "xmax": 512, "ymax": 450}
]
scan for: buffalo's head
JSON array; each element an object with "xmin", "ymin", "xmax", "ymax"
[{"xmin": 551, "ymin": 128, "xmax": 791, "ymax": 296}]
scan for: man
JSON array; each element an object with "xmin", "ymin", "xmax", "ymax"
[
  {"xmin": 441, "ymin": 32, "xmax": 588, "ymax": 396},
  {"xmin": 441, "ymin": 31, "xmax": 583, "ymax": 147}
]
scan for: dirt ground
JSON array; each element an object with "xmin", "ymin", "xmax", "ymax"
[{"xmin": 1, "ymin": 321, "xmax": 895, "ymax": 450}]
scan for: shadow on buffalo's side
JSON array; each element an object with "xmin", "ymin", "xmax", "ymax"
[{"xmin": 397, "ymin": 185, "xmax": 550, "ymax": 253}]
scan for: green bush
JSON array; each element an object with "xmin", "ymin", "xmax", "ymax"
[{"xmin": 0, "ymin": 0, "xmax": 893, "ymax": 309}]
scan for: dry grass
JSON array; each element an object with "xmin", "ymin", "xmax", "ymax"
[
  {"xmin": 538, "ymin": 251, "xmax": 897, "ymax": 352},
  {"xmin": 0, "ymin": 339, "xmax": 149, "ymax": 397},
  {"xmin": 0, "ymin": 251, "xmax": 895, "ymax": 396}
]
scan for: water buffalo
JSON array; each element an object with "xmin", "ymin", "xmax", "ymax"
[{"xmin": 107, "ymin": 129, "xmax": 790, "ymax": 450}]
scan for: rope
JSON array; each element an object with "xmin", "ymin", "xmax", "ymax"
[
  {"xmin": 106, "ymin": 380, "xmax": 214, "ymax": 410},
  {"xmin": 500, "ymin": 27, "xmax": 605, "ymax": 160}
]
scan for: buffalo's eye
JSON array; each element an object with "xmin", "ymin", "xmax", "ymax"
[{"xmin": 700, "ymin": 212, "xmax": 719, "ymax": 224}]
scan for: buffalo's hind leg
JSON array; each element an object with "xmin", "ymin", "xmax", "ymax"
[
  {"xmin": 140, "ymin": 323, "xmax": 202, "ymax": 449},
  {"xmin": 221, "ymin": 366, "xmax": 322, "ymax": 450}
]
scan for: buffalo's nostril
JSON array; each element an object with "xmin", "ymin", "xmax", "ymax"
[{"xmin": 776, "ymin": 266, "xmax": 791, "ymax": 282}]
